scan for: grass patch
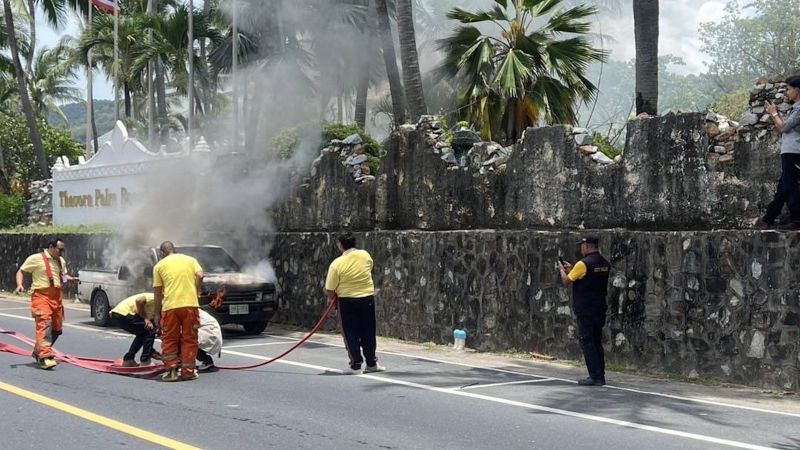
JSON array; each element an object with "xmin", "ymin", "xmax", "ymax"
[{"xmin": 0, "ymin": 224, "xmax": 112, "ymax": 234}]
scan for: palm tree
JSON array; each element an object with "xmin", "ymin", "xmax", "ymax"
[
  {"xmin": 396, "ymin": 0, "xmax": 426, "ymax": 121},
  {"xmin": 374, "ymin": 0, "xmax": 405, "ymax": 125},
  {"xmin": 2, "ymin": 0, "xmax": 48, "ymax": 178},
  {"xmin": 633, "ymin": 0, "xmax": 658, "ymax": 115},
  {"xmin": 437, "ymin": 0, "xmax": 605, "ymax": 142},
  {"xmin": 28, "ymin": 40, "xmax": 84, "ymax": 124}
]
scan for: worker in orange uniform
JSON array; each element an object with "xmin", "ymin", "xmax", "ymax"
[
  {"xmin": 14, "ymin": 238, "xmax": 79, "ymax": 370},
  {"xmin": 153, "ymin": 241, "xmax": 204, "ymax": 382}
]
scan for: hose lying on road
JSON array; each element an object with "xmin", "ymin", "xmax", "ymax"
[
  {"xmin": 216, "ymin": 295, "xmax": 337, "ymax": 370},
  {"xmin": 0, "ymin": 296, "xmax": 338, "ymax": 376}
]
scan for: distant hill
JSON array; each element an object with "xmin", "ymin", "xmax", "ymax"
[{"xmin": 48, "ymin": 100, "xmax": 116, "ymax": 143}]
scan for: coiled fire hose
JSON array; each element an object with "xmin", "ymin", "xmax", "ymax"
[{"xmin": 0, "ymin": 296, "xmax": 338, "ymax": 377}]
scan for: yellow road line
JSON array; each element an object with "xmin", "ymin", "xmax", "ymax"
[{"xmin": 0, "ymin": 380, "xmax": 202, "ymax": 450}]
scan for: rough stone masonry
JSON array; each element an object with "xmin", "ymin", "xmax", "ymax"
[{"xmin": 270, "ymin": 84, "xmax": 798, "ymax": 390}]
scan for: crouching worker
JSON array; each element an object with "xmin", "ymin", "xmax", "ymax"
[
  {"xmin": 197, "ymin": 309, "xmax": 222, "ymax": 372},
  {"xmin": 110, "ymin": 293, "xmax": 160, "ymax": 367}
]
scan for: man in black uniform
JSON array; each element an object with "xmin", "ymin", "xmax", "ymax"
[{"xmin": 558, "ymin": 236, "xmax": 611, "ymax": 386}]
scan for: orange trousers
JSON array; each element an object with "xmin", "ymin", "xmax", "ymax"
[
  {"xmin": 161, "ymin": 307, "xmax": 199, "ymax": 379},
  {"xmin": 31, "ymin": 287, "xmax": 63, "ymax": 360}
]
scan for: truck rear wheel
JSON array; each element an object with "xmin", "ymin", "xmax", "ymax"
[
  {"xmin": 243, "ymin": 320, "xmax": 268, "ymax": 335},
  {"xmin": 92, "ymin": 291, "xmax": 110, "ymax": 326}
]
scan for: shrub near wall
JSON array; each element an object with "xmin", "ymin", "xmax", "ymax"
[{"xmin": 0, "ymin": 194, "xmax": 23, "ymax": 228}]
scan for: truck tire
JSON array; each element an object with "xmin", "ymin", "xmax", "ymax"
[
  {"xmin": 92, "ymin": 291, "xmax": 111, "ymax": 327},
  {"xmin": 243, "ymin": 320, "xmax": 268, "ymax": 335}
]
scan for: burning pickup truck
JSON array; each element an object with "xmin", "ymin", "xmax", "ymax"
[{"xmin": 78, "ymin": 245, "xmax": 278, "ymax": 335}]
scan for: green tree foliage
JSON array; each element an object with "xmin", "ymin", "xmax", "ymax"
[
  {"xmin": 578, "ymin": 56, "xmax": 718, "ymax": 141},
  {"xmin": 0, "ymin": 114, "xmax": 83, "ymax": 189},
  {"xmin": 699, "ymin": 0, "xmax": 800, "ymax": 91},
  {"xmin": 47, "ymin": 100, "xmax": 116, "ymax": 143},
  {"xmin": 436, "ymin": 0, "xmax": 606, "ymax": 142},
  {"xmin": 0, "ymin": 193, "xmax": 23, "ymax": 228}
]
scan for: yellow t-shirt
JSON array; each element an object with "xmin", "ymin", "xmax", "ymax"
[
  {"xmin": 325, "ymin": 249, "xmax": 374, "ymax": 298},
  {"xmin": 111, "ymin": 293, "xmax": 156, "ymax": 319},
  {"xmin": 567, "ymin": 261, "xmax": 588, "ymax": 282},
  {"xmin": 153, "ymin": 253, "xmax": 203, "ymax": 311},
  {"xmin": 19, "ymin": 252, "xmax": 68, "ymax": 290}
]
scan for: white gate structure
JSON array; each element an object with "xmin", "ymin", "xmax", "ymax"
[{"xmin": 52, "ymin": 121, "xmax": 211, "ymax": 226}]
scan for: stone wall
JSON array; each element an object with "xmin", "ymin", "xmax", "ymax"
[
  {"xmin": 275, "ymin": 112, "xmax": 781, "ymax": 232},
  {"xmin": 269, "ymin": 230, "xmax": 799, "ymax": 391},
  {"xmin": 0, "ymin": 234, "xmax": 111, "ymax": 298},
  {"xmin": 0, "ymin": 230, "xmax": 797, "ymax": 390}
]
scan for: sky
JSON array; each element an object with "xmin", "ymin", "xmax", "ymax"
[{"xmin": 38, "ymin": 0, "xmax": 729, "ymax": 101}]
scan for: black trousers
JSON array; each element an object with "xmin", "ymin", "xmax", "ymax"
[
  {"xmin": 338, "ymin": 296, "xmax": 377, "ymax": 369},
  {"xmin": 576, "ymin": 314, "xmax": 606, "ymax": 381},
  {"xmin": 112, "ymin": 313, "xmax": 156, "ymax": 362},
  {"xmin": 197, "ymin": 349, "xmax": 214, "ymax": 364},
  {"xmin": 764, "ymin": 153, "xmax": 800, "ymax": 223}
]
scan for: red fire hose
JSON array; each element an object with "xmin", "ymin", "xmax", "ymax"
[
  {"xmin": 216, "ymin": 295, "xmax": 338, "ymax": 370},
  {"xmin": 0, "ymin": 297, "xmax": 338, "ymax": 377}
]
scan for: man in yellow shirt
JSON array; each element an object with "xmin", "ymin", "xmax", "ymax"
[
  {"xmin": 14, "ymin": 238, "xmax": 79, "ymax": 369},
  {"xmin": 110, "ymin": 293, "xmax": 159, "ymax": 367},
  {"xmin": 153, "ymin": 241, "xmax": 204, "ymax": 382},
  {"xmin": 325, "ymin": 233, "xmax": 385, "ymax": 375}
]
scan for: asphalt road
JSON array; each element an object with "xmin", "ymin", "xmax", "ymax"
[{"xmin": 0, "ymin": 296, "xmax": 799, "ymax": 450}]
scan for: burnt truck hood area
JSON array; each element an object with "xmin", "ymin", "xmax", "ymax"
[{"xmin": 202, "ymin": 273, "xmax": 275, "ymax": 292}]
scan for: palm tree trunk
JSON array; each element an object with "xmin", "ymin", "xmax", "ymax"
[
  {"xmin": 124, "ymin": 82, "xmax": 131, "ymax": 118},
  {"xmin": 337, "ymin": 93, "xmax": 343, "ymax": 123},
  {"xmin": 26, "ymin": 0, "xmax": 35, "ymax": 75},
  {"xmin": 633, "ymin": 0, "xmax": 658, "ymax": 115},
  {"xmin": 355, "ymin": 74, "xmax": 368, "ymax": 129},
  {"xmin": 91, "ymin": 102, "xmax": 99, "ymax": 152},
  {"xmin": 506, "ymin": 97, "xmax": 516, "ymax": 143},
  {"xmin": 374, "ymin": 0, "xmax": 406, "ymax": 126},
  {"xmin": 4, "ymin": 0, "xmax": 49, "ymax": 179},
  {"xmin": 156, "ymin": 58, "xmax": 168, "ymax": 140},
  {"xmin": 396, "ymin": 0, "xmax": 426, "ymax": 122}
]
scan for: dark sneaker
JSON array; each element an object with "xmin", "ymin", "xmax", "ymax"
[
  {"xmin": 754, "ymin": 218, "xmax": 771, "ymax": 229},
  {"xmin": 149, "ymin": 350, "xmax": 163, "ymax": 361},
  {"xmin": 121, "ymin": 359, "xmax": 139, "ymax": 368},
  {"xmin": 577, "ymin": 377, "xmax": 605, "ymax": 386}
]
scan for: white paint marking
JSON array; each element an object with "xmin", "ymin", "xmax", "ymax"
[
  {"xmin": 0, "ymin": 307, "xmax": 31, "ymax": 311},
  {"xmin": 224, "ymin": 341, "xmax": 295, "ymax": 349},
  {"xmin": 1, "ymin": 309, "xmax": 798, "ymax": 421},
  {"xmin": 454, "ymin": 378, "xmax": 555, "ymax": 390},
  {"xmin": 264, "ymin": 333, "xmax": 800, "ymax": 419},
  {"xmin": 221, "ymin": 348, "xmax": 776, "ymax": 450}
]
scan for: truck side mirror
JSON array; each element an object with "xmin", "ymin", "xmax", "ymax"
[
  {"xmin": 143, "ymin": 266, "xmax": 153, "ymax": 279},
  {"xmin": 119, "ymin": 266, "xmax": 131, "ymax": 281}
]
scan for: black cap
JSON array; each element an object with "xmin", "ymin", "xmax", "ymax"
[{"xmin": 577, "ymin": 236, "xmax": 600, "ymax": 245}]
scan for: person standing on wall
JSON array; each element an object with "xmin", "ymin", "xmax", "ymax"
[
  {"xmin": 325, "ymin": 232, "xmax": 386, "ymax": 375},
  {"xmin": 557, "ymin": 236, "xmax": 611, "ymax": 386},
  {"xmin": 14, "ymin": 238, "xmax": 79, "ymax": 370},
  {"xmin": 153, "ymin": 241, "xmax": 204, "ymax": 382},
  {"xmin": 757, "ymin": 76, "xmax": 800, "ymax": 230}
]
